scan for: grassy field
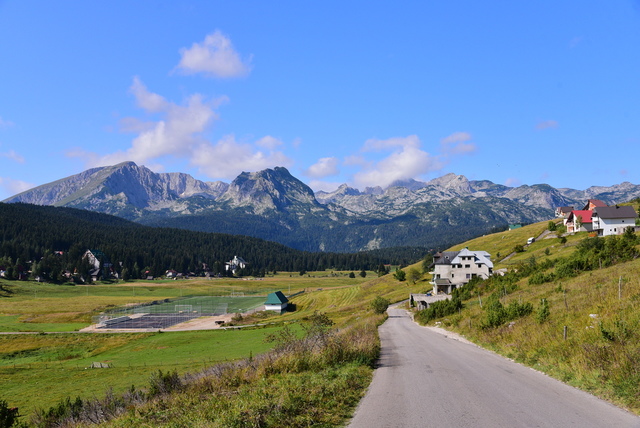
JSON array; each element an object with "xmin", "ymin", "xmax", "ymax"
[
  {"xmin": 0, "ymin": 271, "xmax": 374, "ymax": 332},
  {"xmin": 0, "ymin": 328, "xmax": 286, "ymax": 414},
  {"xmin": 0, "ymin": 269, "xmax": 416, "ymax": 417}
]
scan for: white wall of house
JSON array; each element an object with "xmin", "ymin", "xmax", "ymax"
[
  {"xmin": 594, "ymin": 217, "xmax": 635, "ymax": 236},
  {"xmin": 431, "ymin": 249, "xmax": 493, "ymax": 294}
]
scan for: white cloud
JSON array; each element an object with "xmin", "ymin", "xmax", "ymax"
[
  {"xmin": 344, "ymin": 154, "xmax": 368, "ymax": 167},
  {"xmin": 304, "ymin": 157, "xmax": 339, "ymax": 179},
  {"xmin": 0, "ymin": 177, "xmax": 33, "ymax": 196},
  {"xmin": 69, "ymin": 78, "xmax": 289, "ymax": 181},
  {"xmin": 69, "ymin": 77, "xmax": 224, "ymax": 167},
  {"xmin": 0, "ymin": 116, "xmax": 14, "ymax": 129},
  {"xmin": 190, "ymin": 134, "xmax": 292, "ymax": 179},
  {"xmin": 505, "ymin": 177, "xmax": 521, "ymax": 187},
  {"xmin": 362, "ymin": 135, "xmax": 421, "ymax": 152},
  {"xmin": 0, "ymin": 149, "xmax": 25, "ymax": 163},
  {"xmin": 308, "ymin": 179, "xmax": 344, "ymax": 193},
  {"xmin": 440, "ymin": 132, "xmax": 477, "ymax": 155},
  {"xmin": 536, "ymin": 120, "xmax": 559, "ymax": 130},
  {"xmin": 441, "ymin": 132, "xmax": 472, "ymax": 144},
  {"xmin": 352, "ymin": 135, "xmax": 443, "ymax": 189},
  {"xmin": 175, "ymin": 30, "xmax": 252, "ymax": 78},
  {"xmin": 130, "ymin": 77, "xmax": 169, "ymax": 112},
  {"xmin": 256, "ymin": 136, "xmax": 284, "ymax": 150}
]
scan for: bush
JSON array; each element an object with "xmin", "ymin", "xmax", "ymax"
[
  {"xmin": 536, "ymin": 298, "xmax": 550, "ymax": 323},
  {"xmin": 393, "ymin": 268, "xmax": 406, "ymax": 281},
  {"xmin": 482, "ymin": 294, "xmax": 534, "ymax": 328},
  {"xmin": 0, "ymin": 399, "xmax": 20, "ymax": 428},
  {"xmin": 148, "ymin": 369, "xmax": 183, "ymax": 397},
  {"xmin": 415, "ymin": 297, "xmax": 462, "ymax": 324},
  {"xmin": 371, "ymin": 296, "xmax": 390, "ymax": 314}
]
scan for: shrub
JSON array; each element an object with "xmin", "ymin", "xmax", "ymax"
[
  {"xmin": 0, "ymin": 399, "xmax": 20, "ymax": 428},
  {"xmin": 506, "ymin": 300, "xmax": 533, "ymax": 319},
  {"xmin": 415, "ymin": 297, "xmax": 462, "ymax": 324},
  {"xmin": 393, "ymin": 268, "xmax": 406, "ymax": 281},
  {"xmin": 536, "ymin": 298, "xmax": 550, "ymax": 323},
  {"xmin": 148, "ymin": 369, "xmax": 183, "ymax": 397},
  {"xmin": 482, "ymin": 294, "xmax": 534, "ymax": 328},
  {"xmin": 407, "ymin": 267, "xmax": 421, "ymax": 284},
  {"xmin": 371, "ymin": 296, "xmax": 390, "ymax": 314}
]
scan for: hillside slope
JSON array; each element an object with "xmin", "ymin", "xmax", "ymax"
[{"xmin": 421, "ymin": 221, "xmax": 640, "ymax": 413}]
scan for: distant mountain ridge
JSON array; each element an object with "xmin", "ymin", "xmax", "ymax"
[{"xmin": 5, "ymin": 162, "xmax": 640, "ymax": 253}]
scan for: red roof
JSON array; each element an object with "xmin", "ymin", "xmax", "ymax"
[{"xmin": 568, "ymin": 210, "xmax": 593, "ymax": 223}]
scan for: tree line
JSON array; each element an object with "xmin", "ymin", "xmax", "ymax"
[{"xmin": 0, "ymin": 203, "xmax": 424, "ymax": 283}]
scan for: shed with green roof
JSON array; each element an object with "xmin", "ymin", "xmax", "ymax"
[{"xmin": 265, "ymin": 291, "xmax": 289, "ymax": 313}]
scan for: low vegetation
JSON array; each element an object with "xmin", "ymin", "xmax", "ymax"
[
  {"xmin": 1, "ymin": 267, "xmax": 424, "ymax": 426},
  {"xmin": 416, "ymin": 221, "xmax": 640, "ymax": 413},
  {"xmin": 26, "ymin": 313, "xmax": 382, "ymax": 428}
]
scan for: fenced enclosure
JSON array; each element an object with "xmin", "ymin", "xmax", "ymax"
[{"xmin": 93, "ymin": 295, "xmax": 266, "ymax": 329}]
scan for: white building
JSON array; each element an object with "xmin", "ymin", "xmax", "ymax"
[
  {"xmin": 264, "ymin": 291, "xmax": 289, "ymax": 313},
  {"xmin": 591, "ymin": 206, "xmax": 638, "ymax": 236},
  {"xmin": 430, "ymin": 248, "xmax": 493, "ymax": 294},
  {"xmin": 225, "ymin": 256, "xmax": 247, "ymax": 274}
]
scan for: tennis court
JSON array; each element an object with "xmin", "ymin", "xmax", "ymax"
[{"xmin": 94, "ymin": 295, "xmax": 266, "ymax": 330}]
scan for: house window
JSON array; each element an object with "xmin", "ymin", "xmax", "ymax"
[
  {"xmin": 465, "ymin": 264, "xmax": 470, "ymax": 268},
  {"xmin": 466, "ymin": 274, "xmax": 471, "ymax": 279},
  {"xmin": 451, "ymin": 274, "xmax": 455, "ymax": 278}
]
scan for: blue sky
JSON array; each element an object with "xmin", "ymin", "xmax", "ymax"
[{"xmin": 1, "ymin": 1, "xmax": 639, "ymax": 199}]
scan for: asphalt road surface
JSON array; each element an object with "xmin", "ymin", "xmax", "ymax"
[{"xmin": 348, "ymin": 307, "xmax": 640, "ymax": 428}]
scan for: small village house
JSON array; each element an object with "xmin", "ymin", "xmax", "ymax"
[
  {"xmin": 560, "ymin": 200, "xmax": 638, "ymax": 237},
  {"xmin": 264, "ymin": 291, "xmax": 289, "ymax": 313},
  {"xmin": 83, "ymin": 249, "xmax": 112, "ymax": 281},
  {"xmin": 565, "ymin": 210, "xmax": 594, "ymax": 233},
  {"xmin": 582, "ymin": 199, "xmax": 607, "ymax": 211},
  {"xmin": 430, "ymin": 248, "xmax": 493, "ymax": 294},
  {"xmin": 410, "ymin": 293, "xmax": 451, "ymax": 310},
  {"xmin": 591, "ymin": 205, "xmax": 638, "ymax": 236},
  {"xmin": 555, "ymin": 206, "xmax": 574, "ymax": 218},
  {"xmin": 225, "ymin": 256, "xmax": 247, "ymax": 275}
]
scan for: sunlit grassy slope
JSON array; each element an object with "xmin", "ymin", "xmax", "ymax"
[{"xmin": 431, "ymin": 220, "xmax": 640, "ymax": 413}]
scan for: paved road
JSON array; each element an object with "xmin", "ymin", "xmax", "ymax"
[{"xmin": 349, "ymin": 307, "xmax": 640, "ymax": 428}]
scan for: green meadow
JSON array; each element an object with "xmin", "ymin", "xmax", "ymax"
[
  {"xmin": 0, "ymin": 328, "xmax": 284, "ymax": 414},
  {"xmin": 0, "ymin": 270, "xmax": 395, "ymax": 415}
]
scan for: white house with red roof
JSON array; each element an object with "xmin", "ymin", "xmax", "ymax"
[{"xmin": 565, "ymin": 210, "xmax": 594, "ymax": 233}]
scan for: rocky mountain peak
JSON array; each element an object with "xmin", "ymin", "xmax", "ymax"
[
  {"xmin": 220, "ymin": 166, "xmax": 319, "ymax": 213},
  {"xmin": 315, "ymin": 183, "xmax": 361, "ymax": 204}
]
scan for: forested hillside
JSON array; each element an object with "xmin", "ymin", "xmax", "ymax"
[{"xmin": 0, "ymin": 203, "xmax": 422, "ymax": 281}]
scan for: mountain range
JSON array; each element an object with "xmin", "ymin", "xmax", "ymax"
[{"xmin": 4, "ymin": 161, "xmax": 640, "ymax": 253}]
